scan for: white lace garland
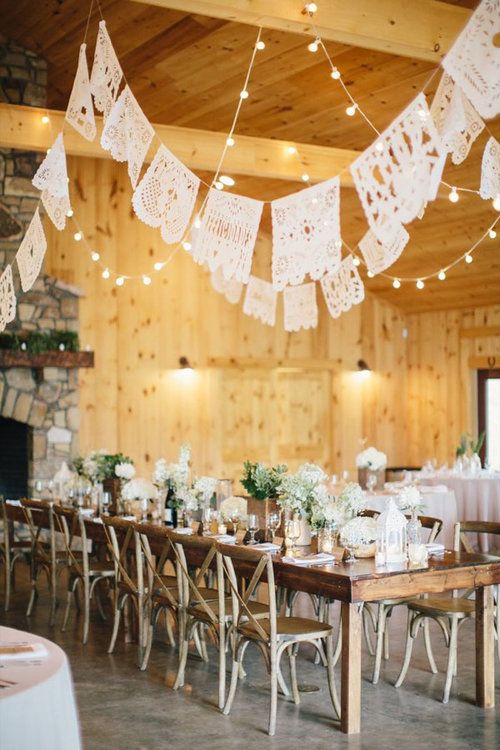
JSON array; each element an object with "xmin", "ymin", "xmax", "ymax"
[
  {"xmin": 132, "ymin": 145, "xmax": 200, "ymax": 244},
  {"xmin": 350, "ymin": 94, "xmax": 442, "ymax": 246},
  {"xmin": 480, "ymin": 137, "xmax": 500, "ymax": 200},
  {"xmin": 283, "ymin": 282, "xmax": 318, "ymax": 332},
  {"xmin": 243, "ymin": 276, "xmax": 277, "ymax": 326},
  {"xmin": 210, "ymin": 266, "xmax": 243, "ymax": 305},
  {"xmin": 101, "ymin": 85, "xmax": 154, "ymax": 189},
  {"xmin": 0, "ymin": 264, "xmax": 16, "ymax": 333},
  {"xmin": 271, "ymin": 177, "xmax": 341, "ymax": 290},
  {"xmin": 191, "ymin": 189, "xmax": 263, "ymax": 283},
  {"xmin": 16, "ymin": 208, "xmax": 47, "ymax": 293},
  {"xmin": 442, "ymin": 0, "xmax": 500, "ymax": 120},
  {"xmin": 90, "ymin": 19, "xmax": 123, "ymax": 119},
  {"xmin": 320, "ymin": 256, "xmax": 365, "ymax": 319},
  {"xmin": 65, "ymin": 43, "xmax": 96, "ymax": 142},
  {"xmin": 32, "ymin": 133, "xmax": 71, "ymax": 231},
  {"xmin": 430, "ymin": 73, "xmax": 484, "ymax": 165},
  {"xmin": 358, "ymin": 225, "xmax": 409, "ymax": 275}
]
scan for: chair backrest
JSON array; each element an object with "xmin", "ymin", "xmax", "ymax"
[
  {"xmin": 217, "ymin": 543, "xmax": 276, "ymax": 644},
  {"xmin": 20, "ymin": 498, "xmax": 55, "ymax": 565},
  {"xmin": 0, "ymin": 496, "xmax": 9, "ymax": 553},
  {"xmin": 454, "ymin": 520, "xmax": 500, "ymax": 553},
  {"xmin": 102, "ymin": 516, "xmax": 142, "ymax": 594},
  {"xmin": 53, "ymin": 505, "xmax": 92, "ymax": 577},
  {"xmin": 134, "ymin": 522, "xmax": 177, "ymax": 607},
  {"xmin": 413, "ymin": 514, "xmax": 442, "ymax": 543},
  {"xmin": 170, "ymin": 533, "xmax": 220, "ymax": 625}
]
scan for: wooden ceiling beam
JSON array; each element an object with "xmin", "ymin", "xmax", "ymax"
[
  {"xmin": 130, "ymin": 0, "xmax": 470, "ymax": 62},
  {"xmin": 0, "ymin": 103, "xmax": 357, "ymax": 185}
]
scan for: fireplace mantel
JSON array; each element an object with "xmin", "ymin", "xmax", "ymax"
[{"xmin": 0, "ymin": 350, "xmax": 94, "ymax": 369}]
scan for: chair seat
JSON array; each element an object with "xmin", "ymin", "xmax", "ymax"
[
  {"xmin": 239, "ymin": 616, "xmax": 333, "ymax": 642},
  {"xmin": 407, "ymin": 597, "xmax": 476, "ymax": 617},
  {"xmin": 70, "ymin": 560, "xmax": 115, "ymax": 577},
  {"xmin": 188, "ymin": 597, "xmax": 269, "ymax": 622},
  {"xmin": 159, "ymin": 574, "xmax": 177, "ymax": 588}
]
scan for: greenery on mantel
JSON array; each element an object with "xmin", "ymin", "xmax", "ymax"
[{"xmin": 0, "ymin": 331, "xmax": 79, "ymax": 353}]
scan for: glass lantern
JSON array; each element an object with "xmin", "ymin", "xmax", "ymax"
[{"xmin": 375, "ymin": 498, "xmax": 407, "ymax": 565}]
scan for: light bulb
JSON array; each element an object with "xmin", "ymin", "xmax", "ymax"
[
  {"xmin": 301, "ymin": 173, "xmax": 309, "ymax": 182},
  {"xmin": 102, "ymin": 268, "xmax": 110, "ymax": 280},
  {"xmin": 367, "ymin": 270, "xmax": 374, "ymax": 278},
  {"xmin": 91, "ymin": 251, "xmax": 100, "ymax": 262},
  {"xmin": 305, "ymin": 2, "xmax": 318, "ymax": 12},
  {"xmin": 214, "ymin": 180, "xmax": 224, "ymax": 190},
  {"xmin": 239, "ymin": 89, "xmax": 249, "ymax": 99},
  {"xmin": 115, "ymin": 276, "xmax": 125, "ymax": 286},
  {"xmin": 287, "ymin": 146, "xmax": 297, "ymax": 155},
  {"xmin": 493, "ymin": 194, "xmax": 500, "ymax": 211},
  {"xmin": 220, "ymin": 175, "xmax": 235, "ymax": 186},
  {"xmin": 308, "ymin": 40, "xmax": 319, "ymax": 53},
  {"xmin": 182, "ymin": 241, "xmax": 192, "ymax": 251},
  {"xmin": 73, "ymin": 231, "xmax": 82, "ymax": 241},
  {"xmin": 142, "ymin": 275, "xmax": 151, "ymax": 286},
  {"xmin": 41, "ymin": 115, "xmax": 50, "ymax": 124},
  {"xmin": 375, "ymin": 141, "xmax": 384, "ymax": 152},
  {"xmin": 46, "ymin": 148, "xmax": 51, "ymax": 154},
  {"xmin": 66, "ymin": 208, "xmax": 73, "ymax": 217},
  {"xmin": 416, "ymin": 279, "xmax": 424, "ymax": 289},
  {"xmin": 154, "ymin": 261, "xmax": 164, "ymax": 271},
  {"xmin": 352, "ymin": 257, "xmax": 360, "ymax": 267},
  {"xmin": 465, "ymin": 253, "xmax": 473, "ymax": 264},
  {"xmin": 438, "ymin": 270, "xmax": 446, "ymax": 281},
  {"xmin": 489, "ymin": 229, "xmax": 497, "ymax": 239},
  {"xmin": 449, "ymin": 187, "xmax": 459, "ymax": 203},
  {"xmin": 226, "ymin": 136, "xmax": 235, "ymax": 147},
  {"xmin": 330, "ymin": 67, "xmax": 341, "ymax": 80},
  {"xmin": 392, "ymin": 278, "xmax": 401, "ymax": 289},
  {"xmin": 256, "ymin": 40, "xmax": 265, "ymax": 50},
  {"xmin": 194, "ymin": 217, "xmax": 202, "ymax": 229},
  {"xmin": 346, "ymin": 103, "xmax": 357, "ymax": 117}
]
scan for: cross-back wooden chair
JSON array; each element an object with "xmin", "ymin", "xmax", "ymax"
[
  {"xmin": 219, "ymin": 543, "xmax": 340, "ymax": 736},
  {"xmin": 394, "ymin": 520, "xmax": 500, "ymax": 703},
  {"xmin": 53, "ymin": 506, "xmax": 115, "ymax": 644},
  {"xmin": 0, "ymin": 497, "xmax": 31, "ymax": 611},
  {"xmin": 102, "ymin": 516, "xmax": 151, "ymax": 666},
  {"xmin": 364, "ymin": 513, "xmax": 443, "ymax": 684}
]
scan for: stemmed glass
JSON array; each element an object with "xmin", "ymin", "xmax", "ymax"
[
  {"xmin": 285, "ymin": 518, "xmax": 300, "ymax": 556},
  {"xmin": 267, "ymin": 511, "xmax": 280, "ymax": 541},
  {"xmin": 202, "ymin": 506, "xmax": 212, "ymax": 534},
  {"xmin": 341, "ymin": 531, "xmax": 356, "ymax": 563},
  {"xmin": 101, "ymin": 492, "xmax": 111, "ymax": 517},
  {"xmin": 247, "ymin": 513, "xmax": 258, "ymax": 545}
]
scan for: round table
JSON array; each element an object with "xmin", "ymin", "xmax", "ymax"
[{"xmin": 0, "ymin": 626, "xmax": 81, "ymax": 750}]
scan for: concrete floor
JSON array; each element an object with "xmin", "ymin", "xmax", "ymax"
[{"xmin": 2, "ymin": 569, "xmax": 500, "ymax": 750}]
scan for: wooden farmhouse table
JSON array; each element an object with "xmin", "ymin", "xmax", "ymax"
[{"xmin": 6, "ymin": 502, "xmax": 500, "ymax": 735}]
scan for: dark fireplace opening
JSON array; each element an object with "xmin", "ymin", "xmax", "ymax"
[{"xmin": 0, "ymin": 417, "xmax": 30, "ymax": 499}]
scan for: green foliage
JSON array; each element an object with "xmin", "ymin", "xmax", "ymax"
[
  {"xmin": 456, "ymin": 431, "xmax": 486, "ymax": 457},
  {"xmin": 72, "ymin": 452, "xmax": 134, "ymax": 481},
  {"xmin": 470, "ymin": 431, "xmax": 485, "ymax": 455},
  {"xmin": 241, "ymin": 461, "xmax": 288, "ymax": 500},
  {"xmin": 455, "ymin": 432, "xmax": 468, "ymax": 457},
  {"xmin": 0, "ymin": 331, "xmax": 79, "ymax": 353}
]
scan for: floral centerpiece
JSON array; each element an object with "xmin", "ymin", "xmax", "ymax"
[
  {"xmin": 73, "ymin": 451, "xmax": 135, "ymax": 483},
  {"xmin": 341, "ymin": 516, "xmax": 378, "ymax": 558},
  {"xmin": 241, "ymin": 461, "xmax": 288, "ymax": 500},
  {"xmin": 152, "ymin": 443, "xmax": 191, "ymax": 511},
  {"xmin": 121, "ymin": 477, "xmax": 157, "ymax": 520},
  {"xmin": 276, "ymin": 464, "xmax": 328, "ymax": 545},
  {"xmin": 356, "ymin": 446, "xmax": 387, "ymax": 490},
  {"xmin": 398, "ymin": 485, "xmax": 424, "ymax": 514}
]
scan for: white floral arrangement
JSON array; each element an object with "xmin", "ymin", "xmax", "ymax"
[
  {"xmin": 277, "ymin": 463, "xmax": 328, "ymax": 517},
  {"xmin": 309, "ymin": 491, "xmax": 345, "ymax": 530},
  {"xmin": 398, "ymin": 485, "xmax": 424, "ymax": 514},
  {"xmin": 337, "ymin": 482, "xmax": 366, "ymax": 519},
  {"xmin": 121, "ymin": 478, "xmax": 157, "ymax": 502},
  {"xmin": 82, "ymin": 449, "xmax": 107, "ymax": 482},
  {"xmin": 152, "ymin": 443, "xmax": 191, "ymax": 492},
  {"xmin": 175, "ymin": 486, "xmax": 199, "ymax": 512},
  {"xmin": 356, "ymin": 446, "xmax": 387, "ymax": 471},
  {"xmin": 341, "ymin": 516, "xmax": 377, "ymax": 546},
  {"xmin": 115, "ymin": 462, "xmax": 136, "ymax": 480},
  {"xmin": 193, "ymin": 476, "xmax": 217, "ymax": 505}
]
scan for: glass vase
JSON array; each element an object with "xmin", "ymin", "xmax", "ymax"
[{"xmin": 406, "ymin": 509, "xmax": 422, "ymax": 546}]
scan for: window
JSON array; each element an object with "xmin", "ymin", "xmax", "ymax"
[{"xmin": 478, "ymin": 369, "xmax": 500, "ymax": 470}]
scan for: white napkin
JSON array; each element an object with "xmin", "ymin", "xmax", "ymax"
[
  {"xmin": 255, "ymin": 542, "xmax": 282, "ymax": 551},
  {"xmin": 214, "ymin": 534, "xmax": 236, "ymax": 544},
  {"xmin": 173, "ymin": 527, "xmax": 193, "ymax": 535},
  {"xmin": 121, "ymin": 515, "xmax": 136, "ymax": 521},
  {"xmin": 0, "ymin": 642, "xmax": 48, "ymax": 661},
  {"xmin": 282, "ymin": 552, "xmax": 335, "ymax": 566},
  {"xmin": 425, "ymin": 543, "xmax": 445, "ymax": 555},
  {"xmin": 79, "ymin": 508, "xmax": 95, "ymax": 516},
  {"xmin": 6, "ymin": 499, "xmax": 22, "ymax": 506}
]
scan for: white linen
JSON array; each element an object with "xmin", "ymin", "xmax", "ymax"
[
  {"xmin": 282, "ymin": 553, "xmax": 335, "ymax": 566},
  {"xmin": 0, "ymin": 626, "xmax": 81, "ymax": 750}
]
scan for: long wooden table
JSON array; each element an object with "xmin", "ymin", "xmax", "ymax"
[{"xmin": 6, "ymin": 502, "xmax": 500, "ymax": 735}]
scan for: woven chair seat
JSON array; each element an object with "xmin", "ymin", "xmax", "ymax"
[{"xmin": 239, "ymin": 615, "xmax": 333, "ymax": 642}]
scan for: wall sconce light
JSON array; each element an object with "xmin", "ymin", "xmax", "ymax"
[
  {"xmin": 355, "ymin": 359, "xmax": 372, "ymax": 381},
  {"xmin": 178, "ymin": 356, "xmax": 193, "ymax": 370}
]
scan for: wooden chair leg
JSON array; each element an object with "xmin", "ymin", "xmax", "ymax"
[
  {"xmin": 108, "ymin": 595, "xmax": 123, "ymax": 654},
  {"xmin": 383, "ymin": 621, "xmax": 390, "ymax": 660},
  {"xmin": 222, "ymin": 641, "xmax": 241, "ymax": 716},
  {"xmin": 218, "ymin": 621, "xmax": 226, "ymax": 710},
  {"xmin": 165, "ymin": 610, "xmax": 176, "ymax": 647},
  {"xmin": 362, "ymin": 603, "xmax": 375, "ymax": 656},
  {"xmin": 61, "ymin": 579, "xmax": 77, "ymax": 632},
  {"xmin": 395, "ymin": 613, "xmax": 417, "ymax": 688},
  {"xmin": 82, "ymin": 577, "xmax": 91, "ymax": 645},
  {"xmin": 4, "ymin": 557, "xmax": 11, "ymax": 612},
  {"xmin": 423, "ymin": 619, "xmax": 438, "ymax": 674},
  {"xmin": 288, "ymin": 644, "xmax": 300, "ymax": 705},
  {"xmin": 49, "ymin": 565, "xmax": 58, "ymax": 627},
  {"xmin": 443, "ymin": 617, "xmax": 458, "ymax": 703},
  {"xmin": 326, "ymin": 633, "xmax": 340, "ymax": 718},
  {"xmin": 372, "ymin": 604, "xmax": 387, "ymax": 685},
  {"xmin": 268, "ymin": 646, "xmax": 279, "ymax": 737},
  {"xmin": 141, "ymin": 619, "xmax": 154, "ymax": 671},
  {"xmin": 26, "ymin": 561, "xmax": 38, "ymax": 617}
]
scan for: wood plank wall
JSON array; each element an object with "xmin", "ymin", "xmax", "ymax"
[{"xmin": 44, "ymin": 156, "xmax": 409, "ymax": 481}]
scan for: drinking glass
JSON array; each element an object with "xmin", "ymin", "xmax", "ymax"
[
  {"xmin": 366, "ymin": 472, "xmax": 377, "ymax": 494},
  {"xmin": 202, "ymin": 506, "xmax": 212, "ymax": 534},
  {"xmin": 247, "ymin": 513, "xmax": 258, "ymax": 545},
  {"xmin": 341, "ymin": 470, "xmax": 350, "ymax": 482},
  {"xmin": 285, "ymin": 518, "xmax": 300, "ymax": 555},
  {"xmin": 341, "ymin": 533, "xmax": 357, "ymax": 563},
  {"xmin": 101, "ymin": 492, "xmax": 111, "ymax": 516},
  {"xmin": 267, "ymin": 512, "xmax": 280, "ymax": 541}
]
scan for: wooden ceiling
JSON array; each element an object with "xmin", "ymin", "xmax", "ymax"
[{"xmin": 1, "ymin": 0, "xmax": 498, "ymax": 314}]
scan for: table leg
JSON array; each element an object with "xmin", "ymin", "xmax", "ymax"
[
  {"xmin": 476, "ymin": 584, "xmax": 495, "ymax": 708},
  {"xmin": 340, "ymin": 601, "xmax": 362, "ymax": 734}
]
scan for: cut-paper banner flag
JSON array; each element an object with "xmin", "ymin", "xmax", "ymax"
[
  {"xmin": 0, "ymin": 265, "xmax": 16, "ymax": 332},
  {"xmin": 32, "ymin": 133, "xmax": 71, "ymax": 231},
  {"xmin": 210, "ymin": 266, "xmax": 243, "ymax": 305},
  {"xmin": 16, "ymin": 208, "xmax": 47, "ymax": 293},
  {"xmin": 243, "ymin": 276, "xmax": 277, "ymax": 326},
  {"xmin": 90, "ymin": 20, "xmax": 123, "ymax": 119},
  {"xmin": 480, "ymin": 137, "xmax": 500, "ymax": 200},
  {"xmin": 442, "ymin": 0, "xmax": 500, "ymax": 120},
  {"xmin": 283, "ymin": 282, "xmax": 318, "ymax": 332},
  {"xmin": 101, "ymin": 85, "xmax": 154, "ymax": 189},
  {"xmin": 132, "ymin": 145, "xmax": 200, "ymax": 244},
  {"xmin": 350, "ymin": 94, "xmax": 442, "ymax": 246},
  {"xmin": 430, "ymin": 73, "xmax": 484, "ymax": 165},
  {"xmin": 271, "ymin": 176, "xmax": 341, "ymax": 290},
  {"xmin": 358, "ymin": 225, "xmax": 409, "ymax": 275},
  {"xmin": 320, "ymin": 256, "xmax": 365, "ymax": 319},
  {"xmin": 191, "ymin": 189, "xmax": 263, "ymax": 283},
  {"xmin": 65, "ymin": 43, "xmax": 96, "ymax": 142}
]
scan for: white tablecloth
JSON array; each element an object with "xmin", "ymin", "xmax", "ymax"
[
  {"xmin": 365, "ymin": 488, "xmax": 458, "ymax": 549},
  {"xmin": 418, "ymin": 475, "xmax": 500, "ymax": 552},
  {"xmin": 0, "ymin": 626, "xmax": 81, "ymax": 750}
]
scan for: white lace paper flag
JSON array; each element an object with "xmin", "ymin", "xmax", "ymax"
[
  {"xmin": 350, "ymin": 94, "xmax": 442, "ymax": 246},
  {"xmin": 0, "ymin": 264, "xmax": 16, "ymax": 332},
  {"xmin": 480, "ymin": 137, "xmax": 500, "ymax": 200},
  {"xmin": 132, "ymin": 145, "xmax": 200, "ymax": 244},
  {"xmin": 101, "ymin": 85, "xmax": 154, "ymax": 189},
  {"xmin": 430, "ymin": 73, "xmax": 484, "ymax": 165},
  {"xmin": 210, "ymin": 266, "xmax": 243, "ymax": 305},
  {"xmin": 16, "ymin": 208, "xmax": 47, "ymax": 293},
  {"xmin": 283, "ymin": 282, "xmax": 318, "ymax": 332},
  {"xmin": 243, "ymin": 276, "xmax": 277, "ymax": 326},
  {"xmin": 442, "ymin": 0, "xmax": 500, "ymax": 120},
  {"xmin": 271, "ymin": 177, "xmax": 341, "ymax": 290},
  {"xmin": 90, "ymin": 20, "xmax": 123, "ymax": 119},
  {"xmin": 32, "ymin": 133, "xmax": 71, "ymax": 231},
  {"xmin": 358, "ymin": 225, "xmax": 409, "ymax": 275},
  {"xmin": 320, "ymin": 257, "xmax": 365, "ymax": 319},
  {"xmin": 191, "ymin": 189, "xmax": 263, "ymax": 283},
  {"xmin": 65, "ymin": 43, "xmax": 96, "ymax": 142}
]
